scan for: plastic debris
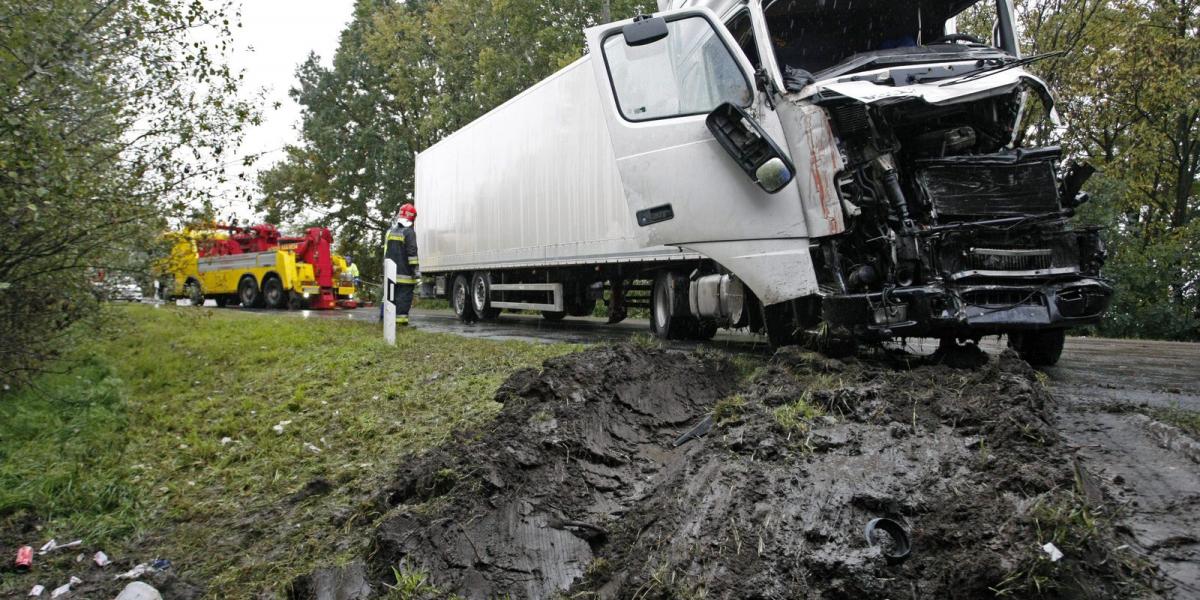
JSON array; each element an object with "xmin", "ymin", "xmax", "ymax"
[
  {"xmin": 115, "ymin": 582, "xmax": 163, "ymax": 600},
  {"xmin": 272, "ymin": 420, "xmax": 292, "ymax": 435},
  {"xmin": 150, "ymin": 558, "xmax": 171, "ymax": 571},
  {"xmin": 68, "ymin": 576, "xmax": 82, "ymax": 585},
  {"xmin": 304, "ymin": 442, "xmax": 322, "ymax": 454},
  {"xmin": 49, "ymin": 584, "xmax": 70, "ymax": 599},
  {"xmin": 220, "ymin": 436, "xmax": 233, "ymax": 445},
  {"xmin": 28, "ymin": 585, "xmax": 44, "ymax": 597},
  {"xmin": 37, "ymin": 539, "xmax": 82, "ymax": 555},
  {"xmin": 115, "ymin": 563, "xmax": 149, "ymax": 580},
  {"xmin": 1042, "ymin": 541, "xmax": 1063, "ymax": 562},
  {"xmin": 93, "ymin": 551, "xmax": 111, "ymax": 567}
]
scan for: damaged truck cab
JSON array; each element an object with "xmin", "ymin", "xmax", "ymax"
[{"xmin": 584, "ymin": 0, "xmax": 1112, "ymax": 364}]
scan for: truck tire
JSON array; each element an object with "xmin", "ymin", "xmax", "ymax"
[
  {"xmin": 262, "ymin": 276, "xmax": 286, "ymax": 309},
  {"xmin": 651, "ymin": 271, "xmax": 693, "ymax": 340},
  {"xmin": 1008, "ymin": 329, "xmax": 1065, "ymax": 367},
  {"xmin": 452, "ymin": 273, "xmax": 477, "ymax": 322},
  {"xmin": 541, "ymin": 310, "xmax": 567, "ymax": 321},
  {"xmin": 470, "ymin": 272, "xmax": 501, "ymax": 320},
  {"xmin": 238, "ymin": 276, "xmax": 264, "ymax": 308},
  {"xmin": 185, "ymin": 280, "xmax": 204, "ymax": 307},
  {"xmin": 692, "ymin": 320, "xmax": 719, "ymax": 341}
]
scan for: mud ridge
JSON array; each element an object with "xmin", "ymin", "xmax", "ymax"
[{"xmin": 336, "ymin": 343, "xmax": 1154, "ymax": 599}]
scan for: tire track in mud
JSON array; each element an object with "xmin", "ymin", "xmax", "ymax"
[{"xmin": 319, "ymin": 343, "xmax": 1158, "ymax": 599}]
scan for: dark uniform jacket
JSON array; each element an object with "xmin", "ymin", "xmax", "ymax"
[{"xmin": 384, "ymin": 223, "xmax": 419, "ymax": 284}]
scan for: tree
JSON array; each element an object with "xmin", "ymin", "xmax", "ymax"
[{"xmin": 0, "ymin": 0, "xmax": 258, "ymax": 385}]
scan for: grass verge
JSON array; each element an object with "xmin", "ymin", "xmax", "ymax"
[{"xmin": 0, "ymin": 304, "xmax": 576, "ymax": 597}]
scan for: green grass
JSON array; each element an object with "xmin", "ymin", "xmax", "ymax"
[
  {"xmin": 0, "ymin": 304, "xmax": 576, "ymax": 597},
  {"xmin": 1149, "ymin": 405, "xmax": 1200, "ymax": 438}
]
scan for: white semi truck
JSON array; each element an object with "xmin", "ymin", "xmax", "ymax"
[{"xmin": 416, "ymin": 0, "xmax": 1112, "ymax": 365}]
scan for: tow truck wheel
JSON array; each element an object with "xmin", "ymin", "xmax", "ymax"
[
  {"xmin": 185, "ymin": 280, "xmax": 204, "ymax": 306},
  {"xmin": 262, "ymin": 276, "xmax": 286, "ymax": 309},
  {"xmin": 1008, "ymin": 329, "xmax": 1066, "ymax": 367},
  {"xmin": 287, "ymin": 291, "xmax": 304, "ymax": 310},
  {"xmin": 238, "ymin": 276, "xmax": 264, "ymax": 308},
  {"xmin": 470, "ymin": 272, "xmax": 500, "ymax": 320},
  {"xmin": 451, "ymin": 273, "xmax": 477, "ymax": 322}
]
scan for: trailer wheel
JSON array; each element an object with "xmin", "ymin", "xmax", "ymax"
[
  {"xmin": 451, "ymin": 274, "xmax": 477, "ymax": 322},
  {"xmin": 185, "ymin": 280, "xmax": 204, "ymax": 307},
  {"xmin": 238, "ymin": 275, "xmax": 264, "ymax": 308},
  {"xmin": 262, "ymin": 276, "xmax": 286, "ymax": 309},
  {"xmin": 1008, "ymin": 329, "xmax": 1065, "ymax": 367},
  {"xmin": 651, "ymin": 271, "xmax": 693, "ymax": 340},
  {"xmin": 470, "ymin": 272, "xmax": 501, "ymax": 320}
]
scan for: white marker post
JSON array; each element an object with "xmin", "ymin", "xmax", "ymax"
[{"xmin": 383, "ymin": 258, "xmax": 397, "ymax": 345}]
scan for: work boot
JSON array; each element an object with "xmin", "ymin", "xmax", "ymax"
[{"xmin": 397, "ymin": 315, "xmax": 410, "ymax": 327}]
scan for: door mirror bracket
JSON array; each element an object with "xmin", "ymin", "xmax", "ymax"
[{"xmin": 706, "ymin": 103, "xmax": 795, "ymax": 194}]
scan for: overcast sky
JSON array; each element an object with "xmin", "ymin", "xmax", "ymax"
[{"xmin": 215, "ymin": 1, "xmax": 355, "ymax": 218}]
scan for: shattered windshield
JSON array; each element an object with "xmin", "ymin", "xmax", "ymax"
[{"xmin": 764, "ymin": 0, "xmax": 1001, "ymax": 77}]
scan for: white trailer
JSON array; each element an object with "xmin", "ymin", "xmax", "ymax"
[{"xmin": 416, "ymin": 0, "xmax": 1111, "ymax": 362}]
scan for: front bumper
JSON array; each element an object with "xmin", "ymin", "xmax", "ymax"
[{"xmin": 822, "ymin": 277, "xmax": 1113, "ymax": 339}]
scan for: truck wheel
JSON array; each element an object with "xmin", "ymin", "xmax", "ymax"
[
  {"xmin": 470, "ymin": 272, "xmax": 501, "ymax": 320},
  {"xmin": 262, "ymin": 276, "xmax": 286, "ymax": 309},
  {"xmin": 541, "ymin": 310, "xmax": 566, "ymax": 321},
  {"xmin": 1008, "ymin": 329, "xmax": 1065, "ymax": 367},
  {"xmin": 692, "ymin": 320, "xmax": 719, "ymax": 341},
  {"xmin": 651, "ymin": 271, "xmax": 692, "ymax": 340},
  {"xmin": 186, "ymin": 281, "xmax": 204, "ymax": 306},
  {"xmin": 238, "ymin": 276, "xmax": 264, "ymax": 308},
  {"xmin": 763, "ymin": 303, "xmax": 800, "ymax": 347},
  {"xmin": 452, "ymin": 274, "xmax": 477, "ymax": 322},
  {"xmin": 287, "ymin": 291, "xmax": 304, "ymax": 310}
]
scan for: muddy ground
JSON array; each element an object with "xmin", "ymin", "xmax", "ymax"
[{"xmin": 315, "ymin": 342, "xmax": 1174, "ymax": 599}]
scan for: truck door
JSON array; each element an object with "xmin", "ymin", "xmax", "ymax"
[{"xmin": 585, "ymin": 8, "xmax": 810, "ymax": 249}]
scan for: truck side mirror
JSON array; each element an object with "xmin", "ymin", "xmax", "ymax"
[
  {"xmin": 705, "ymin": 103, "xmax": 795, "ymax": 194},
  {"xmin": 623, "ymin": 16, "xmax": 668, "ymax": 46}
]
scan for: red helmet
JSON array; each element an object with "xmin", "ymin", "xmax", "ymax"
[{"xmin": 398, "ymin": 203, "xmax": 417, "ymax": 221}]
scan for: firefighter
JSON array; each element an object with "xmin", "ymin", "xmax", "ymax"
[{"xmin": 384, "ymin": 203, "xmax": 419, "ymax": 326}]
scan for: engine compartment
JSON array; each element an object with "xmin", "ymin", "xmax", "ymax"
[{"xmin": 808, "ymin": 84, "xmax": 1112, "ymax": 340}]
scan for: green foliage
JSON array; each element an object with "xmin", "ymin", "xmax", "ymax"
[
  {"xmin": 0, "ymin": 304, "xmax": 575, "ymax": 597},
  {"xmin": 0, "ymin": 0, "xmax": 259, "ymax": 384}
]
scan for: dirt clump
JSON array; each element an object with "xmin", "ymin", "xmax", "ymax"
[{"xmin": 354, "ymin": 343, "xmax": 1151, "ymax": 599}]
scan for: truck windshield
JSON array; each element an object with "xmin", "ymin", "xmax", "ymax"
[{"xmin": 764, "ymin": 0, "xmax": 1000, "ymax": 77}]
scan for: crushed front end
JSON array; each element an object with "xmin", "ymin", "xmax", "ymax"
[{"xmin": 797, "ymin": 75, "xmax": 1112, "ymax": 349}]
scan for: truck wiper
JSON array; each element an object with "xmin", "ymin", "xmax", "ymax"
[{"xmin": 937, "ymin": 51, "xmax": 1066, "ymax": 86}]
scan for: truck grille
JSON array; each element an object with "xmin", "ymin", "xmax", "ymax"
[
  {"xmin": 916, "ymin": 152, "xmax": 1061, "ymax": 219},
  {"xmin": 966, "ymin": 248, "xmax": 1053, "ymax": 272},
  {"xmin": 962, "ymin": 289, "xmax": 1044, "ymax": 308}
]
